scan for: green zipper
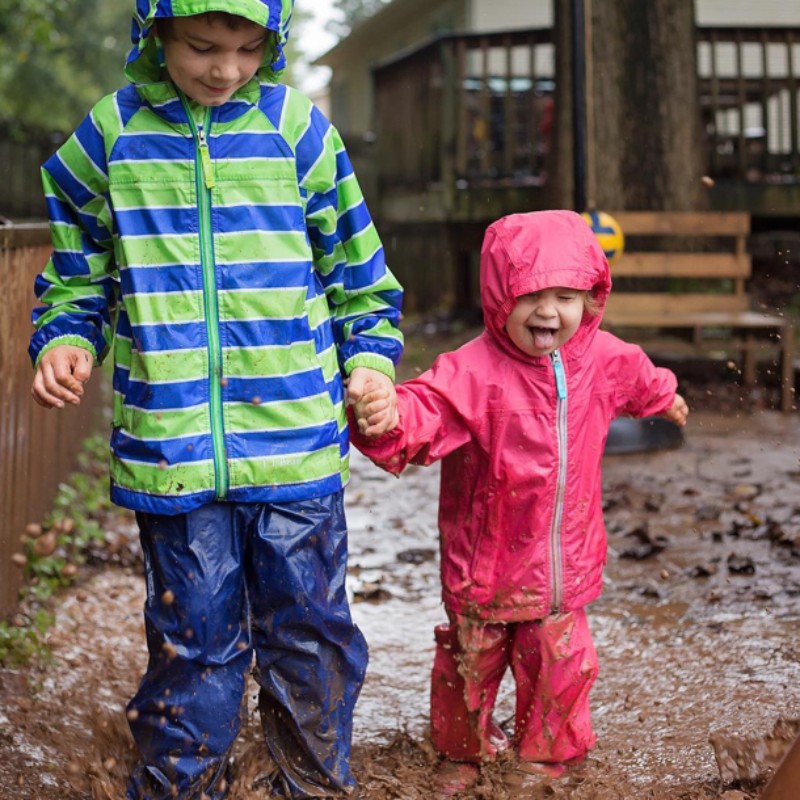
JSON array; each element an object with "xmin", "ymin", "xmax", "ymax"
[{"xmin": 181, "ymin": 97, "xmax": 228, "ymax": 499}]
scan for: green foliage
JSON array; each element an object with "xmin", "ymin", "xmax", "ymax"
[
  {"xmin": 47, "ymin": 433, "xmax": 113, "ymax": 537},
  {"xmin": 0, "ymin": 0, "xmax": 131, "ymax": 134},
  {"xmin": 0, "ymin": 0, "xmax": 69, "ymax": 52},
  {"xmin": 327, "ymin": 0, "xmax": 393, "ymax": 38},
  {"xmin": 0, "ymin": 610, "xmax": 55, "ymax": 669},
  {"xmin": 2, "ymin": 433, "xmax": 113, "ymax": 668}
]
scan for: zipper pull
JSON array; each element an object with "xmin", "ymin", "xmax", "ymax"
[
  {"xmin": 551, "ymin": 350, "xmax": 567, "ymax": 400},
  {"xmin": 197, "ymin": 124, "xmax": 215, "ymax": 189}
]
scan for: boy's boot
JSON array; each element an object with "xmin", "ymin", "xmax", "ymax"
[
  {"xmin": 126, "ymin": 506, "xmax": 253, "ymax": 800},
  {"xmin": 247, "ymin": 494, "xmax": 368, "ymax": 799}
]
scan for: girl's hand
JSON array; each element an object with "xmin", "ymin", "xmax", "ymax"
[
  {"xmin": 662, "ymin": 393, "xmax": 689, "ymax": 427},
  {"xmin": 347, "ymin": 367, "xmax": 398, "ymax": 438},
  {"xmin": 31, "ymin": 345, "xmax": 93, "ymax": 409}
]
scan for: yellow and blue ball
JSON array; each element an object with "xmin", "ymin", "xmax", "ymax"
[{"xmin": 581, "ymin": 210, "xmax": 625, "ymax": 263}]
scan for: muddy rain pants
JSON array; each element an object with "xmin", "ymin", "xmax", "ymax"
[
  {"xmin": 125, "ymin": 494, "xmax": 367, "ymax": 799},
  {"xmin": 430, "ymin": 609, "xmax": 598, "ymax": 764}
]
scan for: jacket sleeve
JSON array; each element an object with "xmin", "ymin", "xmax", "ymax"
[
  {"xmin": 613, "ymin": 340, "xmax": 678, "ymax": 418},
  {"xmin": 297, "ymin": 104, "xmax": 403, "ymax": 380},
  {"xmin": 29, "ymin": 105, "xmax": 118, "ymax": 368},
  {"xmin": 349, "ymin": 353, "xmax": 476, "ymax": 475}
]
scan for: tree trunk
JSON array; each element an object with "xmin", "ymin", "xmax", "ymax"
[
  {"xmin": 549, "ymin": 0, "xmax": 576, "ymax": 210},
  {"xmin": 553, "ymin": 0, "xmax": 707, "ymax": 212}
]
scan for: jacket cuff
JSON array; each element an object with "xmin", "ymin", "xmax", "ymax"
[
  {"xmin": 342, "ymin": 353, "xmax": 396, "ymax": 382},
  {"xmin": 32, "ymin": 335, "xmax": 98, "ymax": 369}
]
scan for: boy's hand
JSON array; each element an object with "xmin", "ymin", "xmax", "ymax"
[
  {"xmin": 347, "ymin": 367, "xmax": 398, "ymax": 438},
  {"xmin": 661, "ymin": 393, "xmax": 689, "ymax": 427},
  {"xmin": 31, "ymin": 345, "xmax": 93, "ymax": 409}
]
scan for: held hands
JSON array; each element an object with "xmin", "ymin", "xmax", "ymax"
[
  {"xmin": 661, "ymin": 393, "xmax": 689, "ymax": 427},
  {"xmin": 31, "ymin": 345, "xmax": 93, "ymax": 409},
  {"xmin": 347, "ymin": 366, "xmax": 398, "ymax": 438}
]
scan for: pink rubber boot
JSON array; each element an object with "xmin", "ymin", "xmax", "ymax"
[
  {"xmin": 430, "ymin": 620, "xmax": 511, "ymax": 761},
  {"xmin": 510, "ymin": 608, "xmax": 599, "ymax": 765}
]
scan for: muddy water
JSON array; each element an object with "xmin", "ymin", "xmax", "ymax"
[
  {"xmin": 1, "ymin": 411, "xmax": 799, "ymax": 799},
  {"xmin": 348, "ymin": 411, "xmax": 800, "ymax": 798}
]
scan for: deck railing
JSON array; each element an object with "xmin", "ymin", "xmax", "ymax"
[
  {"xmin": 697, "ymin": 26, "xmax": 800, "ymax": 181},
  {"xmin": 372, "ymin": 25, "xmax": 800, "ymax": 194}
]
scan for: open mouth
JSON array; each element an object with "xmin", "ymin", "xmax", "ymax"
[{"xmin": 529, "ymin": 326, "xmax": 558, "ymax": 349}]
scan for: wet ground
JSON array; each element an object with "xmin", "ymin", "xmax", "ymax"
[{"xmin": 1, "ymin": 410, "xmax": 800, "ymax": 799}]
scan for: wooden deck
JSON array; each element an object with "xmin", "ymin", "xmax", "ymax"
[{"xmin": 371, "ymin": 25, "xmax": 800, "ymax": 224}]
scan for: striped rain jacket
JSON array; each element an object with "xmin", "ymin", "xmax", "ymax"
[{"xmin": 29, "ymin": 0, "xmax": 404, "ymax": 514}]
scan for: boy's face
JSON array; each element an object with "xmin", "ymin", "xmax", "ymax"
[
  {"xmin": 505, "ymin": 287, "xmax": 585, "ymax": 357},
  {"xmin": 159, "ymin": 15, "xmax": 268, "ymax": 107}
]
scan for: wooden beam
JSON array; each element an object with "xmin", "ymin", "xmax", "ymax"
[
  {"xmin": 612, "ymin": 252, "xmax": 751, "ymax": 278},
  {"xmin": 605, "ymin": 293, "xmax": 750, "ymax": 317},
  {"xmin": 609, "ymin": 211, "xmax": 750, "ymax": 236}
]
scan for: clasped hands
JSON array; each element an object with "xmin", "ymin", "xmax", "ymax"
[{"xmin": 347, "ymin": 367, "xmax": 398, "ymax": 438}]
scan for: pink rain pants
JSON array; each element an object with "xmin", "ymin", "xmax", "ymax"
[{"xmin": 430, "ymin": 609, "xmax": 599, "ymax": 764}]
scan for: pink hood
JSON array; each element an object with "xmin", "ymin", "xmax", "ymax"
[
  {"xmin": 351, "ymin": 211, "xmax": 676, "ymax": 621},
  {"xmin": 481, "ymin": 210, "xmax": 612, "ymax": 362}
]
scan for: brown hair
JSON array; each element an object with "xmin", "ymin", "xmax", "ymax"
[
  {"xmin": 158, "ymin": 12, "xmax": 266, "ymax": 39},
  {"xmin": 203, "ymin": 11, "xmax": 256, "ymax": 29},
  {"xmin": 583, "ymin": 291, "xmax": 601, "ymax": 317}
]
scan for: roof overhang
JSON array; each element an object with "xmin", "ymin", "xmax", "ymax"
[{"xmin": 314, "ymin": 0, "xmax": 455, "ymax": 68}]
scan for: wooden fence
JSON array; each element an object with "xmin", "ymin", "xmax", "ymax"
[
  {"xmin": 0, "ymin": 225, "xmax": 107, "ymax": 617},
  {"xmin": 0, "ymin": 128, "xmax": 61, "ymax": 220}
]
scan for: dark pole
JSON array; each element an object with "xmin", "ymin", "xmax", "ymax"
[{"xmin": 571, "ymin": 0, "xmax": 587, "ymax": 213}]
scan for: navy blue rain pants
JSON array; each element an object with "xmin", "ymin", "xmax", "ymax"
[{"xmin": 125, "ymin": 494, "xmax": 367, "ymax": 799}]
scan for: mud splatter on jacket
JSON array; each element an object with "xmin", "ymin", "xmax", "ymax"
[
  {"xmin": 29, "ymin": 0, "xmax": 403, "ymax": 514},
  {"xmin": 352, "ymin": 211, "xmax": 677, "ymax": 622}
]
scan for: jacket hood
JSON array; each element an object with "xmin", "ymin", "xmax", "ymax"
[
  {"xmin": 479, "ymin": 210, "xmax": 612, "ymax": 362},
  {"xmin": 125, "ymin": 0, "xmax": 293, "ymax": 86}
]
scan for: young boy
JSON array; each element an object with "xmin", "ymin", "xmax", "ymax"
[
  {"xmin": 351, "ymin": 210, "xmax": 688, "ymax": 794},
  {"xmin": 29, "ymin": 2, "xmax": 402, "ymax": 798}
]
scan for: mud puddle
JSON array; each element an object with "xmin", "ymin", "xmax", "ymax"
[{"xmin": 1, "ymin": 411, "xmax": 799, "ymax": 799}]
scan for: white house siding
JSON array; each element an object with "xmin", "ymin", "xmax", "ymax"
[
  {"xmin": 696, "ymin": 0, "xmax": 800, "ymax": 26},
  {"xmin": 467, "ymin": 0, "xmax": 800, "ymax": 33},
  {"xmin": 467, "ymin": 0, "xmax": 552, "ymax": 32}
]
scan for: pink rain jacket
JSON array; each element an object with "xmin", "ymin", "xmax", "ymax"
[{"xmin": 351, "ymin": 210, "xmax": 678, "ymax": 622}]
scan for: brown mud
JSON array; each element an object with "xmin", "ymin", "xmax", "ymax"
[{"xmin": 1, "ymin": 410, "xmax": 799, "ymax": 799}]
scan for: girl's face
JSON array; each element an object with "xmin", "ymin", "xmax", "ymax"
[
  {"xmin": 159, "ymin": 15, "xmax": 268, "ymax": 107},
  {"xmin": 506, "ymin": 287, "xmax": 586, "ymax": 357}
]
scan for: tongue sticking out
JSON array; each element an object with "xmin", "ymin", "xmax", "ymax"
[{"xmin": 533, "ymin": 327, "xmax": 556, "ymax": 350}]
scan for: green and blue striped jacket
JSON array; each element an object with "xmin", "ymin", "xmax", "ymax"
[{"xmin": 29, "ymin": 0, "xmax": 404, "ymax": 514}]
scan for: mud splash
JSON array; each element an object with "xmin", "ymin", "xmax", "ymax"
[{"xmin": 1, "ymin": 411, "xmax": 799, "ymax": 799}]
